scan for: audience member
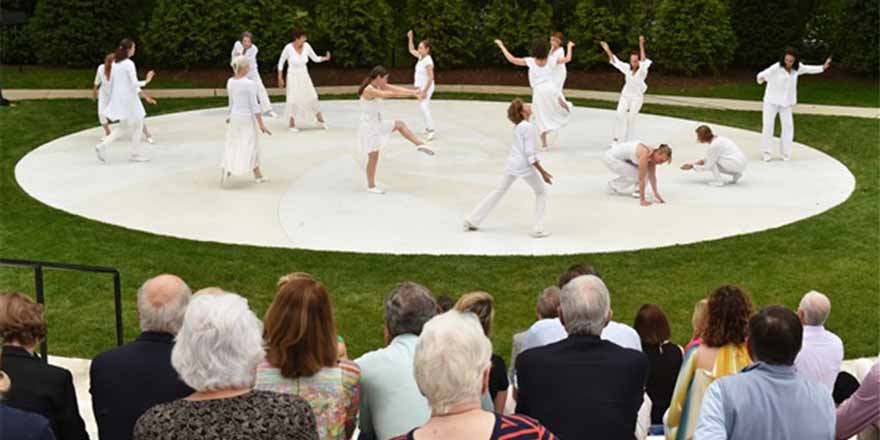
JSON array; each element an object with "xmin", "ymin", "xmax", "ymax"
[
  {"xmin": 90, "ymin": 274, "xmax": 194, "ymax": 440},
  {"xmin": 835, "ymin": 360, "xmax": 880, "ymax": 440},
  {"xmin": 516, "ymin": 275, "xmax": 648, "ymax": 439},
  {"xmin": 435, "ymin": 295, "xmax": 455, "ymax": 312},
  {"xmin": 355, "ymin": 282, "xmax": 437, "ymax": 440},
  {"xmin": 0, "ymin": 292, "xmax": 88, "ymax": 440},
  {"xmin": 794, "ymin": 290, "xmax": 844, "ymax": 391},
  {"xmin": 132, "ymin": 289, "xmax": 318, "ymax": 440},
  {"xmin": 694, "ymin": 305, "xmax": 835, "ymax": 439},
  {"xmin": 256, "ymin": 273, "xmax": 360, "ymax": 440},
  {"xmin": 511, "ymin": 286, "xmax": 560, "ymax": 388},
  {"xmin": 454, "ymin": 292, "xmax": 508, "ymax": 413},
  {"xmin": 0, "ymin": 368, "xmax": 56, "ymax": 440},
  {"xmin": 665, "ymin": 285, "xmax": 753, "ymax": 440},
  {"xmin": 685, "ymin": 298, "xmax": 709, "ymax": 353},
  {"xmin": 392, "ymin": 311, "xmax": 558, "ymax": 440},
  {"xmin": 832, "ymin": 371, "xmax": 861, "ymax": 405},
  {"xmin": 633, "ymin": 304, "xmax": 683, "ymax": 427}
]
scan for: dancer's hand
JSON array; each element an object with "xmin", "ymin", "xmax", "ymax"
[
  {"xmin": 824, "ymin": 57, "xmax": 832, "ymax": 70},
  {"xmin": 145, "ymin": 70, "xmax": 156, "ymax": 83},
  {"xmin": 260, "ymin": 125, "xmax": 272, "ymax": 135},
  {"xmin": 144, "ymin": 96, "xmax": 157, "ymax": 105},
  {"xmin": 680, "ymin": 163, "xmax": 693, "ymax": 170},
  {"xmin": 407, "ymin": 30, "xmax": 414, "ymax": 39},
  {"xmin": 324, "ymin": 51, "xmax": 332, "ymax": 61},
  {"xmin": 416, "ymin": 89, "xmax": 426, "ymax": 100},
  {"xmin": 696, "ymin": 160, "xmax": 705, "ymax": 165},
  {"xmin": 639, "ymin": 35, "xmax": 646, "ymax": 45},
  {"xmin": 599, "ymin": 41, "xmax": 609, "ymax": 50},
  {"xmin": 278, "ymin": 75, "xmax": 285, "ymax": 88},
  {"xmin": 494, "ymin": 39, "xmax": 504, "ymax": 47},
  {"xmin": 568, "ymin": 41, "xmax": 576, "ymax": 49},
  {"xmin": 541, "ymin": 170, "xmax": 553, "ymax": 185}
]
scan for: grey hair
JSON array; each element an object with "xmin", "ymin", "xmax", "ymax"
[
  {"xmin": 414, "ymin": 311, "xmax": 492, "ymax": 414},
  {"xmin": 560, "ymin": 275, "xmax": 611, "ymax": 336},
  {"xmin": 536, "ymin": 286, "xmax": 562, "ymax": 319},
  {"xmin": 137, "ymin": 275, "xmax": 192, "ymax": 334},
  {"xmin": 798, "ymin": 290, "xmax": 832, "ymax": 326},
  {"xmin": 384, "ymin": 282, "xmax": 437, "ymax": 338},
  {"xmin": 240, "ymin": 31, "xmax": 253, "ymax": 42},
  {"xmin": 171, "ymin": 289, "xmax": 265, "ymax": 391}
]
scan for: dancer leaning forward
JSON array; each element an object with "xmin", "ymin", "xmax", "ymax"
[{"xmin": 221, "ymin": 56, "xmax": 272, "ymax": 187}]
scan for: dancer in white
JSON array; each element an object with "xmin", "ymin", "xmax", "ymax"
[
  {"xmin": 495, "ymin": 38, "xmax": 574, "ymax": 150},
  {"xmin": 357, "ymin": 66, "xmax": 434, "ymax": 194},
  {"xmin": 231, "ymin": 31, "xmax": 277, "ymax": 118},
  {"xmin": 681, "ymin": 125, "xmax": 747, "ymax": 186},
  {"xmin": 222, "ymin": 56, "xmax": 271, "ymax": 187},
  {"xmin": 93, "ymin": 52, "xmax": 156, "ymax": 143},
  {"xmin": 465, "ymin": 99, "xmax": 553, "ymax": 238},
  {"xmin": 95, "ymin": 39, "xmax": 155, "ymax": 163},
  {"xmin": 757, "ymin": 48, "xmax": 831, "ymax": 161},
  {"xmin": 600, "ymin": 36, "xmax": 651, "ymax": 143},
  {"xmin": 277, "ymin": 29, "xmax": 331, "ymax": 132},
  {"xmin": 604, "ymin": 141, "xmax": 671, "ymax": 206},
  {"xmin": 407, "ymin": 30, "xmax": 436, "ymax": 140},
  {"xmin": 549, "ymin": 32, "xmax": 572, "ymax": 94}
]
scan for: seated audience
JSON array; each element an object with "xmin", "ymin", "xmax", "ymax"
[
  {"xmin": 1, "ymin": 368, "xmax": 56, "ymax": 440},
  {"xmin": 665, "ymin": 285, "xmax": 753, "ymax": 440},
  {"xmin": 685, "ymin": 298, "xmax": 709, "ymax": 353},
  {"xmin": 454, "ymin": 292, "xmax": 508, "ymax": 413},
  {"xmin": 435, "ymin": 294, "xmax": 455, "ymax": 312},
  {"xmin": 633, "ymin": 304, "xmax": 683, "ymax": 427},
  {"xmin": 0, "ymin": 292, "xmax": 88, "ymax": 440},
  {"xmin": 795, "ymin": 290, "xmax": 844, "ymax": 391},
  {"xmin": 516, "ymin": 275, "xmax": 648, "ymax": 439},
  {"xmin": 835, "ymin": 360, "xmax": 880, "ymax": 440},
  {"xmin": 392, "ymin": 311, "xmax": 557, "ymax": 440},
  {"xmin": 512, "ymin": 286, "xmax": 560, "ymax": 387},
  {"xmin": 355, "ymin": 282, "xmax": 437, "ymax": 440},
  {"xmin": 133, "ymin": 289, "xmax": 318, "ymax": 440},
  {"xmin": 832, "ymin": 371, "xmax": 861, "ymax": 405},
  {"xmin": 90, "ymin": 274, "xmax": 194, "ymax": 440},
  {"xmin": 256, "ymin": 273, "xmax": 360, "ymax": 440},
  {"xmin": 694, "ymin": 305, "xmax": 835, "ymax": 439}
]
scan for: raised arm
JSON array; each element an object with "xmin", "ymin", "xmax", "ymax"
[
  {"xmin": 305, "ymin": 43, "xmax": 328, "ymax": 63},
  {"xmin": 556, "ymin": 41, "xmax": 575, "ymax": 64},
  {"xmin": 495, "ymin": 39, "xmax": 527, "ymax": 66},
  {"xmin": 799, "ymin": 57, "xmax": 831, "ymax": 75},
  {"xmin": 639, "ymin": 35, "xmax": 646, "ymax": 61},
  {"xmin": 407, "ymin": 30, "xmax": 420, "ymax": 59},
  {"xmin": 599, "ymin": 41, "xmax": 615, "ymax": 62}
]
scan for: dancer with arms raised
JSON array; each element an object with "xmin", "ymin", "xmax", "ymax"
[
  {"xmin": 600, "ymin": 36, "xmax": 651, "ymax": 143},
  {"xmin": 407, "ymin": 30, "xmax": 437, "ymax": 140}
]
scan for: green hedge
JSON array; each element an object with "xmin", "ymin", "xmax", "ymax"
[
  {"xmin": 650, "ymin": 0, "xmax": 736, "ymax": 75},
  {"xmin": 314, "ymin": 0, "xmax": 394, "ymax": 68}
]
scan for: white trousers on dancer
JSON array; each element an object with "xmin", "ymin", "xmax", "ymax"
[
  {"xmin": 255, "ymin": 78, "xmax": 273, "ymax": 114},
  {"xmin": 100, "ymin": 118, "xmax": 145, "ymax": 158},
  {"xmin": 614, "ymin": 96, "xmax": 643, "ymax": 142},
  {"xmin": 761, "ymin": 102, "xmax": 794, "ymax": 158},
  {"xmin": 468, "ymin": 173, "xmax": 546, "ymax": 232},
  {"xmin": 704, "ymin": 158, "xmax": 747, "ymax": 184},
  {"xmin": 604, "ymin": 154, "xmax": 639, "ymax": 194},
  {"xmin": 418, "ymin": 85, "xmax": 435, "ymax": 131}
]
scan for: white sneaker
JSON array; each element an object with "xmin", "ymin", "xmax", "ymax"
[
  {"xmin": 317, "ymin": 121, "xmax": 328, "ymax": 130},
  {"xmin": 289, "ymin": 127, "xmax": 299, "ymax": 133},
  {"xmin": 129, "ymin": 155, "xmax": 150, "ymax": 163},
  {"xmin": 631, "ymin": 191, "xmax": 641, "ymax": 199},
  {"xmin": 531, "ymin": 230, "xmax": 551, "ymax": 239},
  {"xmin": 762, "ymin": 153, "xmax": 772, "ymax": 162},
  {"xmin": 266, "ymin": 111, "xmax": 278, "ymax": 118},
  {"xmin": 426, "ymin": 130, "xmax": 436, "ymax": 141},
  {"xmin": 145, "ymin": 137, "xmax": 155, "ymax": 144},
  {"xmin": 367, "ymin": 186, "xmax": 385, "ymax": 194},
  {"xmin": 255, "ymin": 177, "xmax": 269, "ymax": 184},
  {"xmin": 463, "ymin": 220, "xmax": 478, "ymax": 231},
  {"xmin": 731, "ymin": 173, "xmax": 743, "ymax": 184},
  {"xmin": 782, "ymin": 156, "xmax": 792, "ymax": 162}
]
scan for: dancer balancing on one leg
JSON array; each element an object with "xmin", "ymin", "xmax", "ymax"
[
  {"xmin": 407, "ymin": 30, "xmax": 437, "ymax": 140},
  {"xmin": 604, "ymin": 140, "xmax": 671, "ymax": 207},
  {"xmin": 549, "ymin": 32, "xmax": 573, "ymax": 95},
  {"xmin": 357, "ymin": 66, "xmax": 434, "ymax": 195},
  {"xmin": 464, "ymin": 99, "xmax": 553, "ymax": 238},
  {"xmin": 681, "ymin": 125, "xmax": 747, "ymax": 186},
  {"xmin": 222, "ymin": 56, "xmax": 272, "ymax": 187},
  {"xmin": 600, "ymin": 36, "xmax": 651, "ymax": 143},
  {"xmin": 495, "ymin": 38, "xmax": 574, "ymax": 151},
  {"xmin": 277, "ymin": 29, "xmax": 331, "ymax": 132},
  {"xmin": 93, "ymin": 52, "xmax": 157, "ymax": 144},
  {"xmin": 757, "ymin": 48, "xmax": 831, "ymax": 162},
  {"xmin": 231, "ymin": 31, "xmax": 277, "ymax": 118}
]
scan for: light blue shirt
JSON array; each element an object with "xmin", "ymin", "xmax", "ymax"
[{"xmin": 694, "ymin": 362, "xmax": 835, "ymax": 440}]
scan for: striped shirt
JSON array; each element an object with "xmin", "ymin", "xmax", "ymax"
[{"xmin": 392, "ymin": 413, "xmax": 558, "ymax": 440}]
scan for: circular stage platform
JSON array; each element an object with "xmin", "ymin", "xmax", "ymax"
[{"xmin": 15, "ymin": 100, "xmax": 854, "ymax": 256}]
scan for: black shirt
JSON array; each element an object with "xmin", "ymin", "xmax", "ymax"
[
  {"xmin": 489, "ymin": 354, "xmax": 509, "ymax": 399},
  {"xmin": 643, "ymin": 341, "xmax": 683, "ymax": 424}
]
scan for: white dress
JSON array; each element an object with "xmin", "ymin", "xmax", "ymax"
[
  {"xmin": 550, "ymin": 47, "xmax": 567, "ymax": 93},
  {"xmin": 231, "ymin": 41, "xmax": 272, "ymax": 113},
  {"xmin": 104, "ymin": 58, "xmax": 146, "ymax": 122},
  {"xmin": 223, "ymin": 77, "xmax": 262, "ymax": 175},
  {"xmin": 358, "ymin": 92, "xmax": 395, "ymax": 155},
  {"xmin": 525, "ymin": 57, "xmax": 570, "ymax": 134},
  {"xmin": 277, "ymin": 42, "xmax": 324, "ymax": 121},
  {"xmin": 94, "ymin": 64, "xmax": 112, "ymax": 124}
]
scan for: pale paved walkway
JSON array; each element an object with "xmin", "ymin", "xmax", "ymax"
[{"xmin": 5, "ymin": 85, "xmax": 878, "ymax": 119}]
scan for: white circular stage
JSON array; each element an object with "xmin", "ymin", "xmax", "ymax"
[{"xmin": 15, "ymin": 100, "xmax": 854, "ymax": 256}]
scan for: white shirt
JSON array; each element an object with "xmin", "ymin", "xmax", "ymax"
[
  {"xmin": 524, "ymin": 57, "xmax": 554, "ymax": 88},
  {"xmin": 103, "ymin": 58, "xmax": 146, "ymax": 121},
  {"xmin": 504, "ymin": 121, "xmax": 541, "ymax": 177},
  {"xmin": 693, "ymin": 135, "xmax": 747, "ymax": 178},
  {"xmin": 550, "ymin": 47, "xmax": 567, "ymax": 92},
  {"xmin": 231, "ymin": 41, "xmax": 261, "ymax": 80},
  {"xmin": 414, "ymin": 55, "xmax": 434, "ymax": 88},
  {"xmin": 611, "ymin": 56, "xmax": 652, "ymax": 98},
  {"xmin": 226, "ymin": 77, "xmax": 260, "ymax": 116},
  {"xmin": 757, "ymin": 62, "xmax": 825, "ymax": 107},
  {"xmin": 277, "ymin": 42, "xmax": 323, "ymax": 73},
  {"xmin": 522, "ymin": 318, "xmax": 643, "ymax": 353},
  {"xmin": 794, "ymin": 325, "xmax": 844, "ymax": 392},
  {"xmin": 609, "ymin": 140, "xmax": 646, "ymax": 163},
  {"xmin": 94, "ymin": 64, "xmax": 111, "ymax": 101},
  {"xmin": 602, "ymin": 321, "xmax": 642, "ymax": 351}
]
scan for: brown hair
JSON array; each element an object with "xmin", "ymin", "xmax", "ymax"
[
  {"xmin": 419, "ymin": 39, "xmax": 432, "ymax": 53},
  {"xmin": 536, "ymin": 286, "xmax": 561, "ymax": 319},
  {"xmin": 654, "ymin": 144, "xmax": 672, "ymax": 164},
  {"xmin": 557, "ymin": 263, "xmax": 601, "ymax": 288},
  {"xmin": 292, "ymin": 28, "xmax": 306, "ymax": 41},
  {"xmin": 0, "ymin": 292, "xmax": 47, "ymax": 347},
  {"xmin": 507, "ymin": 98, "xmax": 527, "ymax": 124},
  {"xmin": 531, "ymin": 38, "xmax": 549, "ymax": 59},
  {"xmin": 633, "ymin": 304, "xmax": 672, "ymax": 347},
  {"xmin": 114, "ymin": 38, "xmax": 134, "ymax": 62},
  {"xmin": 695, "ymin": 125, "xmax": 714, "ymax": 143},
  {"xmin": 358, "ymin": 65, "xmax": 389, "ymax": 96},
  {"xmin": 551, "ymin": 32, "xmax": 564, "ymax": 42},
  {"xmin": 103, "ymin": 53, "xmax": 115, "ymax": 80},
  {"xmin": 702, "ymin": 285, "xmax": 753, "ymax": 347},
  {"xmin": 454, "ymin": 291, "xmax": 495, "ymax": 337},
  {"xmin": 263, "ymin": 273, "xmax": 338, "ymax": 379}
]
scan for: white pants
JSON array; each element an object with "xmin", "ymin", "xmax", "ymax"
[
  {"xmin": 614, "ymin": 96, "xmax": 644, "ymax": 142},
  {"xmin": 467, "ymin": 173, "xmax": 546, "ymax": 232},
  {"xmin": 100, "ymin": 118, "xmax": 145, "ymax": 157},
  {"xmin": 761, "ymin": 102, "xmax": 794, "ymax": 158},
  {"xmin": 418, "ymin": 84, "xmax": 434, "ymax": 131},
  {"xmin": 255, "ymin": 78, "xmax": 272, "ymax": 114},
  {"xmin": 705, "ymin": 158, "xmax": 747, "ymax": 184},
  {"xmin": 604, "ymin": 154, "xmax": 639, "ymax": 194}
]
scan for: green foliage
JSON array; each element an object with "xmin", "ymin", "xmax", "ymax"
[
  {"xmin": 314, "ymin": 0, "xmax": 394, "ymax": 68},
  {"xmin": 480, "ymin": 0, "xmax": 528, "ymax": 64},
  {"xmin": 835, "ymin": 0, "xmax": 879, "ymax": 74},
  {"xmin": 0, "ymin": 24, "xmax": 35, "ymax": 65},
  {"xmin": 569, "ymin": 0, "xmax": 634, "ymax": 68},
  {"xmin": 728, "ymin": 0, "xmax": 807, "ymax": 68},
  {"xmin": 406, "ymin": 0, "xmax": 479, "ymax": 67},
  {"xmin": 650, "ymin": 0, "xmax": 736, "ymax": 75}
]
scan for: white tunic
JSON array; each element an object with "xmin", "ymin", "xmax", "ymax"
[
  {"xmin": 94, "ymin": 64, "xmax": 111, "ymax": 117},
  {"xmin": 223, "ymin": 77, "xmax": 261, "ymax": 175},
  {"xmin": 414, "ymin": 54, "xmax": 434, "ymax": 88},
  {"xmin": 277, "ymin": 42, "xmax": 322, "ymax": 73},
  {"xmin": 757, "ymin": 62, "xmax": 825, "ymax": 107},
  {"xmin": 358, "ymin": 93, "xmax": 395, "ymax": 155},
  {"xmin": 609, "ymin": 140, "xmax": 647, "ymax": 163},
  {"xmin": 524, "ymin": 57, "xmax": 554, "ymax": 88},
  {"xmin": 103, "ymin": 58, "xmax": 146, "ymax": 121},
  {"xmin": 693, "ymin": 136, "xmax": 747, "ymax": 179},
  {"xmin": 550, "ymin": 47, "xmax": 567, "ymax": 92},
  {"xmin": 504, "ymin": 121, "xmax": 541, "ymax": 177},
  {"xmin": 611, "ymin": 56, "xmax": 652, "ymax": 98},
  {"xmin": 231, "ymin": 41, "xmax": 261, "ymax": 81},
  {"xmin": 226, "ymin": 77, "xmax": 260, "ymax": 116}
]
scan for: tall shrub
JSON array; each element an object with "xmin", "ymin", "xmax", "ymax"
[
  {"xmin": 728, "ymin": 0, "xmax": 806, "ymax": 68},
  {"xmin": 835, "ymin": 0, "xmax": 879, "ymax": 74},
  {"xmin": 569, "ymin": 0, "xmax": 634, "ymax": 68},
  {"xmin": 650, "ymin": 0, "xmax": 736, "ymax": 75},
  {"xmin": 406, "ymin": 0, "xmax": 480, "ymax": 67},
  {"xmin": 315, "ymin": 0, "xmax": 394, "ymax": 68},
  {"xmin": 141, "ymin": 0, "xmax": 240, "ymax": 68}
]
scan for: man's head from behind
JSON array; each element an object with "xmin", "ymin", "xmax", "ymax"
[
  {"xmin": 138, "ymin": 274, "xmax": 192, "ymax": 335},
  {"xmin": 536, "ymin": 286, "xmax": 561, "ymax": 320},
  {"xmin": 797, "ymin": 290, "xmax": 831, "ymax": 326},
  {"xmin": 384, "ymin": 282, "xmax": 437, "ymax": 342},
  {"xmin": 748, "ymin": 305, "xmax": 803, "ymax": 366},
  {"xmin": 559, "ymin": 275, "xmax": 611, "ymax": 336}
]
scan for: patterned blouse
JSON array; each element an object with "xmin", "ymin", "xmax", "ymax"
[
  {"xmin": 393, "ymin": 413, "xmax": 558, "ymax": 440},
  {"xmin": 132, "ymin": 390, "xmax": 318, "ymax": 440},
  {"xmin": 255, "ymin": 359, "xmax": 361, "ymax": 440}
]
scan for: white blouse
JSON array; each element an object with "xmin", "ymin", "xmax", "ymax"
[
  {"xmin": 611, "ymin": 56, "xmax": 652, "ymax": 98},
  {"xmin": 226, "ymin": 77, "xmax": 260, "ymax": 117},
  {"xmin": 524, "ymin": 57, "xmax": 554, "ymax": 88},
  {"xmin": 550, "ymin": 47, "xmax": 567, "ymax": 91},
  {"xmin": 277, "ymin": 42, "xmax": 323, "ymax": 73},
  {"xmin": 94, "ymin": 64, "xmax": 111, "ymax": 101},
  {"xmin": 609, "ymin": 140, "xmax": 647, "ymax": 163},
  {"xmin": 414, "ymin": 55, "xmax": 434, "ymax": 88},
  {"xmin": 231, "ymin": 41, "xmax": 261, "ymax": 80},
  {"xmin": 693, "ymin": 136, "xmax": 747, "ymax": 176},
  {"xmin": 757, "ymin": 62, "xmax": 825, "ymax": 107},
  {"xmin": 103, "ymin": 58, "xmax": 147, "ymax": 121},
  {"xmin": 504, "ymin": 121, "xmax": 541, "ymax": 177}
]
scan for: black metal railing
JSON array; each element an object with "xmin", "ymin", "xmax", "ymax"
[{"xmin": 0, "ymin": 258, "xmax": 123, "ymax": 362}]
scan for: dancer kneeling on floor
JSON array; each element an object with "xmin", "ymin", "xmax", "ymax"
[
  {"xmin": 681, "ymin": 125, "xmax": 746, "ymax": 186},
  {"xmin": 605, "ymin": 141, "xmax": 671, "ymax": 207},
  {"xmin": 464, "ymin": 99, "xmax": 553, "ymax": 238},
  {"xmin": 222, "ymin": 55, "xmax": 272, "ymax": 187},
  {"xmin": 357, "ymin": 66, "xmax": 434, "ymax": 195}
]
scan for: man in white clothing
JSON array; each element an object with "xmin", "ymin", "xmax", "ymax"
[
  {"xmin": 681, "ymin": 125, "xmax": 747, "ymax": 186},
  {"xmin": 794, "ymin": 290, "xmax": 844, "ymax": 392}
]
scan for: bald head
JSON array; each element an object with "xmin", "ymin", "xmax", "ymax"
[
  {"xmin": 138, "ymin": 274, "xmax": 191, "ymax": 334},
  {"xmin": 797, "ymin": 290, "xmax": 831, "ymax": 326}
]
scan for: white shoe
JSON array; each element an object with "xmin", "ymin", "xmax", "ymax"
[
  {"xmin": 762, "ymin": 153, "xmax": 772, "ymax": 162},
  {"xmin": 289, "ymin": 127, "xmax": 299, "ymax": 133},
  {"xmin": 531, "ymin": 230, "xmax": 551, "ymax": 239},
  {"xmin": 731, "ymin": 173, "xmax": 743, "ymax": 184},
  {"xmin": 782, "ymin": 155, "xmax": 792, "ymax": 162},
  {"xmin": 266, "ymin": 111, "xmax": 278, "ymax": 118},
  {"xmin": 95, "ymin": 144, "xmax": 106, "ymax": 163},
  {"xmin": 463, "ymin": 220, "xmax": 478, "ymax": 231},
  {"xmin": 145, "ymin": 137, "xmax": 155, "ymax": 144},
  {"xmin": 129, "ymin": 155, "xmax": 150, "ymax": 163},
  {"xmin": 99, "ymin": 136, "xmax": 108, "ymax": 142},
  {"xmin": 631, "ymin": 191, "xmax": 641, "ymax": 199},
  {"xmin": 317, "ymin": 121, "xmax": 328, "ymax": 130},
  {"xmin": 426, "ymin": 130, "xmax": 436, "ymax": 141},
  {"xmin": 367, "ymin": 186, "xmax": 385, "ymax": 194},
  {"xmin": 708, "ymin": 180, "xmax": 725, "ymax": 187},
  {"xmin": 255, "ymin": 177, "xmax": 269, "ymax": 184}
]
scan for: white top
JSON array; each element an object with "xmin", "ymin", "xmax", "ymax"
[
  {"xmin": 694, "ymin": 136, "xmax": 747, "ymax": 172},
  {"xmin": 504, "ymin": 121, "xmax": 541, "ymax": 177},
  {"xmin": 94, "ymin": 64, "xmax": 111, "ymax": 101},
  {"xmin": 524, "ymin": 57, "xmax": 554, "ymax": 88},
  {"xmin": 757, "ymin": 62, "xmax": 825, "ymax": 107},
  {"xmin": 609, "ymin": 140, "xmax": 647, "ymax": 163},
  {"xmin": 794, "ymin": 325, "xmax": 844, "ymax": 392},
  {"xmin": 522, "ymin": 318, "xmax": 643, "ymax": 352},
  {"xmin": 277, "ymin": 42, "xmax": 323, "ymax": 73},
  {"xmin": 602, "ymin": 321, "xmax": 642, "ymax": 351},
  {"xmin": 359, "ymin": 94, "xmax": 383, "ymax": 125},
  {"xmin": 550, "ymin": 47, "xmax": 567, "ymax": 91},
  {"xmin": 231, "ymin": 41, "xmax": 261, "ymax": 80},
  {"xmin": 103, "ymin": 58, "xmax": 146, "ymax": 121},
  {"xmin": 611, "ymin": 56, "xmax": 652, "ymax": 98},
  {"xmin": 226, "ymin": 77, "xmax": 260, "ymax": 116},
  {"xmin": 414, "ymin": 55, "xmax": 434, "ymax": 88}
]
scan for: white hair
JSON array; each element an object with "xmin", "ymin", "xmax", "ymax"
[
  {"xmin": 560, "ymin": 275, "xmax": 611, "ymax": 336},
  {"xmin": 413, "ymin": 310, "xmax": 492, "ymax": 414},
  {"xmin": 231, "ymin": 55, "xmax": 249, "ymax": 74},
  {"xmin": 798, "ymin": 290, "xmax": 832, "ymax": 326},
  {"xmin": 138, "ymin": 275, "xmax": 191, "ymax": 334},
  {"xmin": 171, "ymin": 290, "xmax": 265, "ymax": 391}
]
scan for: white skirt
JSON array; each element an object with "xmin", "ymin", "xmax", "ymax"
[
  {"xmin": 284, "ymin": 70, "xmax": 320, "ymax": 120},
  {"xmin": 223, "ymin": 115, "xmax": 260, "ymax": 175},
  {"xmin": 358, "ymin": 120, "xmax": 395, "ymax": 155},
  {"xmin": 532, "ymin": 81, "xmax": 570, "ymax": 134}
]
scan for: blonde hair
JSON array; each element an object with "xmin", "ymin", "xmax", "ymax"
[
  {"xmin": 0, "ymin": 369, "xmax": 10, "ymax": 394},
  {"xmin": 231, "ymin": 55, "xmax": 249, "ymax": 73},
  {"xmin": 655, "ymin": 144, "xmax": 673, "ymax": 164},
  {"xmin": 692, "ymin": 298, "xmax": 709, "ymax": 338},
  {"xmin": 454, "ymin": 291, "xmax": 495, "ymax": 336}
]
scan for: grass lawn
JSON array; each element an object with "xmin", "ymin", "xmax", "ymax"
[{"xmin": 0, "ymin": 94, "xmax": 877, "ymax": 364}]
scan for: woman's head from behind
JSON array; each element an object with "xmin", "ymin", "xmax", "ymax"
[
  {"xmin": 231, "ymin": 55, "xmax": 250, "ymax": 77},
  {"xmin": 691, "ymin": 298, "xmax": 709, "ymax": 339},
  {"xmin": 453, "ymin": 291, "xmax": 495, "ymax": 337},
  {"xmin": 0, "ymin": 292, "xmax": 47, "ymax": 349},
  {"xmin": 703, "ymin": 285, "xmax": 753, "ymax": 347},
  {"xmin": 633, "ymin": 304, "xmax": 672, "ymax": 348},
  {"xmin": 114, "ymin": 38, "xmax": 135, "ymax": 62},
  {"xmin": 507, "ymin": 98, "xmax": 532, "ymax": 124},
  {"xmin": 531, "ymin": 38, "xmax": 550, "ymax": 60}
]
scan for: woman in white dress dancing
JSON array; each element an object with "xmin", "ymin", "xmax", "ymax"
[
  {"xmin": 600, "ymin": 36, "xmax": 651, "ymax": 143},
  {"xmin": 222, "ymin": 56, "xmax": 272, "ymax": 187},
  {"xmin": 407, "ymin": 30, "xmax": 436, "ymax": 140},
  {"xmin": 277, "ymin": 29, "xmax": 331, "ymax": 132},
  {"xmin": 93, "ymin": 52, "xmax": 156, "ymax": 143},
  {"xmin": 681, "ymin": 125, "xmax": 747, "ymax": 186},
  {"xmin": 604, "ymin": 141, "xmax": 671, "ymax": 206},
  {"xmin": 549, "ymin": 32, "xmax": 572, "ymax": 94},
  {"xmin": 495, "ymin": 38, "xmax": 574, "ymax": 150},
  {"xmin": 231, "ymin": 31, "xmax": 277, "ymax": 118},
  {"xmin": 357, "ymin": 66, "xmax": 434, "ymax": 194}
]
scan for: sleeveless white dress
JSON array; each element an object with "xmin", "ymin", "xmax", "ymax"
[
  {"xmin": 358, "ymin": 94, "xmax": 395, "ymax": 155},
  {"xmin": 525, "ymin": 57, "xmax": 570, "ymax": 134}
]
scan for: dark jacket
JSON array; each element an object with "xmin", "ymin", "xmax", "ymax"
[{"xmin": 0, "ymin": 404, "xmax": 57, "ymax": 440}]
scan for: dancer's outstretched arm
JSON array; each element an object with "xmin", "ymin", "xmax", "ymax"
[
  {"xmin": 363, "ymin": 85, "xmax": 418, "ymax": 100},
  {"xmin": 800, "ymin": 57, "xmax": 832, "ymax": 75},
  {"xmin": 556, "ymin": 41, "xmax": 576, "ymax": 64},
  {"xmin": 495, "ymin": 39, "xmax": 527, "ymax": 66},
  {"xmin": 382, "ymin": 83, "xmax": 419, "ymax": 95},
  {"xmin": 639, "ymin": 35, "xmax": 646, "ymax": 61},
  {"xmin": 599, "ymin": 41, "xmax": 615, "ymax": 62},
  {"xmin": 407, "ymin": 30, "xmax": 420, "ymax": 58}
]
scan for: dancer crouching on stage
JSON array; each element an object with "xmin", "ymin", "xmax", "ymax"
[
  {"xmin": 604, "ymin": 141, "xmax": 671, "ymax": 206},
  {"xmin": 93, "ymin": 53, "xmax": 156, "ymax": 144},
  {"xmin": 600, "ymin": 36, "xmax": 651, "ymax": 143},
  {"xmin": 222, "ymin": 56, "xmax": 272, "ymax": 187},
  {"xmin": 407, "ymin": 30, "xmax": 436, "ymax": 140},
  {"xmin": 357, "ymin": 66, "xmax": 434, "ymax": 195},
  {"xmin": 464, "ymin": 98, "xmax": 553, "ymax": 238},
  {"xmin": 681, "ymin": 125, "xmax": 747, "ymax": 186},
  {"xmin": 277, "ymin": 29, "xmax": 331, "ymax": 132},
  {"xmin": 231, "ymin": 31, "xmax": 277, "ymax": 118}
]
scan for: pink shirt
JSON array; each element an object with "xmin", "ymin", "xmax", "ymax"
[
  {"xmin": 836, "ymin": 361, "xmax": 880, "ymax": 439},
  {"xmin": 794, "ymin": 325, "xmax": 844, "ymax": 391}
]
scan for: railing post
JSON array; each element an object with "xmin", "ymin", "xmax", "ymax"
[
  {"xmin": 113, "ymin": 271, "xmax": 123, "ymax": 346},
  {"xmin": 34, "ymin": 265, "xmax": 48, "ymax": 363}
]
